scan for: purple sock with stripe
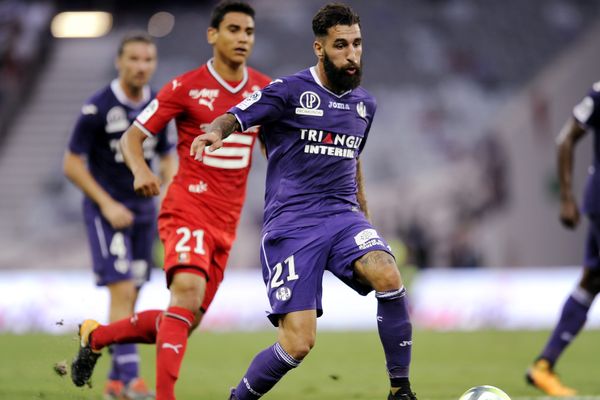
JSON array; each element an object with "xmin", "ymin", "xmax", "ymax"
[
  {"xmin": 233, "ymin": 343, "xmax": 300, "ymax": 400},
  {"xmin": 540, "ymin": 287, "xmax": 595, "ymax": 365},
  {"xmin": 112, "ymin": 343, "xmax": 139, "ymax": 384},
  {"xmin": 376, "ymin": 287, "xmax": 412, "ymax": 381}
]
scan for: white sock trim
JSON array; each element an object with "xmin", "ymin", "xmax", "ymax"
[
  {"xmin": 273, "ymin": 342, "xmax": 301, "ymax": 368},
  {"xmin": 376, "ymin": 286, "xmax": 406, "ymax": 300}
]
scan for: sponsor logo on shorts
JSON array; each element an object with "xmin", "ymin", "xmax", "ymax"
[
  {"xmin": 275, "ymin": 286, "xmax": 292, "ymax": 301},
  {"xmin": 354, "ymin": 228, "xmax": 385, "ymax": 250}
]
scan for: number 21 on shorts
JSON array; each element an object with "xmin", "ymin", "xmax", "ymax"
[
  {"xmin": 271, "ymin": 255, "xmax": 299, "ymax": 288},
  {"xmin": 175, "ymin": 227, "xmax": 205, "ymax": 255}
]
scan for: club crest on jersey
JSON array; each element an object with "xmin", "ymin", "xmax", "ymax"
[
  {"xmin": 105, "ymin": 106, "xmax": 130, "ymax": 133},
  {"xmin": 177, "ymin": 252, "xmax": 190, "ymax": 264},
  {"xmin": 356, "ymin": 101, "xmax": 367, "ymax": 119},
  {"xmin": 296, "ymin": 91, "xmax": 323, "ymax": 116},
  {"xmin": 189, "ymin": 88, "xmax": 220, "ymax": 111},
  {"xmin": 275, "ymin": 287, "xmax": 292, "ymax": 301}
]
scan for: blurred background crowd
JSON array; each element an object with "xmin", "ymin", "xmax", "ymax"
[{"xmin": 1, "ymin": 0, "xmax": 600, "ymax": 271}]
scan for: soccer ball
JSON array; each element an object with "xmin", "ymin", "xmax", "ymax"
[{"xmin": 458, "ymin": 385, "xmax": 511, "ymax": 400}]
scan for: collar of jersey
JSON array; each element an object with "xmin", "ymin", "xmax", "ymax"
[
  {"xmin": 110, "ymin": 79, "xmax": 151, "ymax": 109},
  {"xmin": 207, "ymin": 58, "xmax": 248, "ymax": 94},
  {"xmin": 309, "ymin": 66, "xmax": 352, "ymax": 98}
]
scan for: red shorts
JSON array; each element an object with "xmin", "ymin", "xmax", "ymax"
[{"xmin": 158, "ymin": 211, "xmax": 236, "ymax": 312}]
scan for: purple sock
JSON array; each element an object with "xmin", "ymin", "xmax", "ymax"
[
  {"xmin": 376, "ymin": 287, "xmax": 412, "ymax": 381},
  {"xmin": 112, "ymin": 343, "xmax": 140, "ymax": 384},
  {"xmin": 108, "ymin": 345, "xmax": 119, "ymax": 381},
  {"xmin": 540, "ymin": 287, "xmax": 594, "ymax": 365},
  {"xmin": 233, "ymin": 343, "xmax": 300, "ymax": 400}
]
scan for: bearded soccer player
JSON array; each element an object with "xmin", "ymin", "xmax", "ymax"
[
  {"xmin": 191, "ymin": 4, "xmax": 416, "ymax": 400},
  {"xmin": 526, "ymin": 81, "xmax": 600, "ymax": 396},
  {"xmin": 69, "ymin": 2, "xmax": 271, "ymax": 400},
  {"xmin": 64, "ymin": 32, "xmax": 175, "ymax": 400}
]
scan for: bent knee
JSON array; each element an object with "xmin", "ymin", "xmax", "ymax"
[
  {"xmin": 170, "ymin": 275, "xmax": 206, "ymax": 311},
  {"xmin": 285, "ymin": 336, "xmax": 315, "ymax": 360}
]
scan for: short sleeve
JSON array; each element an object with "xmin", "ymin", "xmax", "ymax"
[
  {"xmin": 68, "ymin": 104, "xmax": 101, "ymax": 155},
  {"xmin": 573, "ymin": 85, "xmax": 600, "ymax": 128},
  {"xmin": 358, "ymin": 98, "xmax": 377, "ymax": 154},
  {"xmin": 228, "ymin": 79, "xmax": 288, "ymax": 131},
  {"xmin": 135, "ymin": 81, "xmax": 185, "ymax": 136}
]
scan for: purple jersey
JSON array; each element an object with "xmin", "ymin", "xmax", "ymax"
[
  {"xmin": 68, "ymin": 79, "xmax": 173, "ymax": 214},
  {"xmin": 230, "ymin": 67, "xmax": 376, "ymax": 230},
  {"xmin": 573, "ymin": 81, "xmax": 600, "ymax": 214}
]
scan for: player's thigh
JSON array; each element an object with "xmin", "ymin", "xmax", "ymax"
[
  {"xmin": 261, "ymin": 227, "xmax": 330, "ymax": 326},
  {"xmin": 83, "ymin": 207, "xmax": 134, "ymax": 286},
  {"xmin": 199, "ymin": 232, "xmax": 234, "ymax": 313},
  {"xmin": 327, "ymin": 213, "xmax": 396, "ymax": 295}
]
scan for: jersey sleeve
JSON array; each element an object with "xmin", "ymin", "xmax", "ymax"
[
  {"xmin": 573, "ymin": 84, "xmax": 600, "ymax": 128},
  {"xmin": 358, "ymin": 98, "xmax": 377, "ymax": 154},
  {"xmin": 228, "ymin": 79, "xmax": 288, "ymax": 131},
  {"xmin": 67, "ymin": 103, "xmax": 100, "ymax": 155},
  {"xmin": 135, "ymin": 80, "xmax": 185, "ymax": 137}
]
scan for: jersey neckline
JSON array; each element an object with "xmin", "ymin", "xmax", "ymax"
[
  {"xmin": 207, "ymin": 58, "xmax": 248, "ymax": 94},
  {"xmin": 110, "ymin": 79, "xmax": 151, "ymax": 109}
]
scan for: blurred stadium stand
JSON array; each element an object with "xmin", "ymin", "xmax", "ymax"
[{"xmin": 1, "ymin": 0, "xmax": 600, "ymax": 269}]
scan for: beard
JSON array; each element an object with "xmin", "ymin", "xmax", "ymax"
[{"xmin": 323, "ymin": 51, "xmax": 362, "ymax": 94}]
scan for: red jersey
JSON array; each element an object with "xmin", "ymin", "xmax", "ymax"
[{"xmin": 135, "ymin": 60, "xmax": 271, "ymax": 231}]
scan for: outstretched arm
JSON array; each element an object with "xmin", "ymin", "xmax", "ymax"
[
  {"xmin": 190, "ymin": 113, "xmax": 240, "ymax": 161},
  {"xmin": 120, "ymin": 124, "xmax": 161, "ymax": 197},
  {"xmin": 356, "ymin": 158, "xmax": 370, "ymax": 221},
  {"xmin": 557, "ymin": 117, "xmax": 587, "ymax": 229}
]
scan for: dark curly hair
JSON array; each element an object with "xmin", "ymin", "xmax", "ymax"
[{"xmin": 312, "ymin": 3, "xmax": 360, "ymax": 37}]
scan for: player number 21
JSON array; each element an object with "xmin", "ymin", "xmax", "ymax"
[
  {"xmin": 271, "ymin": 255, "xmax": 299, "ymax": 288},
  {"xmin": 175, "ymin": 227, "xmax": 205, "ymax": 255}
]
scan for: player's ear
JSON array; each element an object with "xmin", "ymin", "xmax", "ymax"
[
  {"xmin": 313, "ymin": 39, "xmax": 324, "ymax": 60},
  {"xmin": 207, "ymin": 27, "xmax": 218, "ymax": 45}
]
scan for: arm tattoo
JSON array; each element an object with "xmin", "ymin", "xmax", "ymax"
[
  {"xmin": 358, "ymin": 250, "xmax": 395, "ymax": 270},
  {"xmin": 207, "ymin": 113, "xmax": 241, "ymax": 140}
]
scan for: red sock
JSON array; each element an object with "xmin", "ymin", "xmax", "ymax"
[
  {"xmin": 90, "ymin": 309, "xmax": 163, "ymax": 351},
  {"xmin": 156, "ymin": 306, "xmax": 194, "ymax": 400}
]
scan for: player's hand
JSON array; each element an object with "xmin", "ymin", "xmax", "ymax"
[
  {"xmin": 560, "ymin": 196, "xmax": 580, "ymax": 229},
  {"xmin": 190, "ymin": 131, "xmax": 224, "ymax": 161},
  {"xmin": 133, "ymin": 169, "xmax": 161, "ymax": 197},
  {"xmin": 100, "ymin": 201, "xmax": 134, "ymax": 229}
]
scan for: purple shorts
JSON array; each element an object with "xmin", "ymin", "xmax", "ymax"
[
  {"xmin": 584, "ymin": 214, "xmax": 600, "ymax": 270},
  {"xmin": 260, "ymin": 210, "xmax": 393, "ymax": 326},
  {"xmin": 83, "ymin": 201, "xmax": 155, "ymax": 287}
]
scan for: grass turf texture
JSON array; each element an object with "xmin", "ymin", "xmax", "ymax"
[{"xmin": 0, "ymin": 330, "xmax": 598, "ymax": 399}]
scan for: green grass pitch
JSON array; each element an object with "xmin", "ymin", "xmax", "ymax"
[{"xmin": 0, "ymin": 330, "xmax": 598, "ymax": 399}]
